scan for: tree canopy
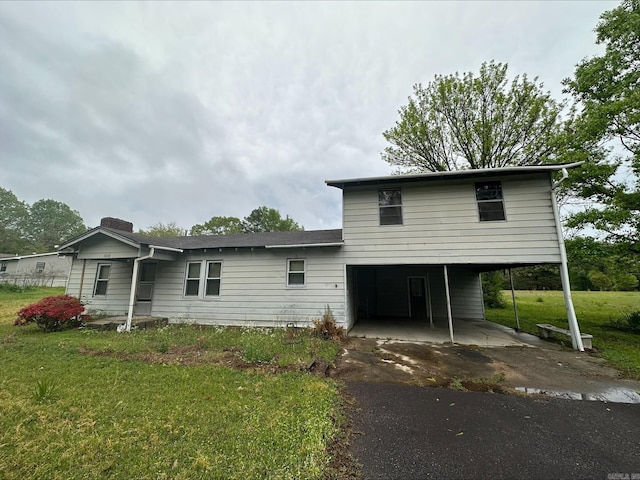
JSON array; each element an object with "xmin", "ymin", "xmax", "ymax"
[
  {"xmin": 242, "ymin": 206, "xmax": 303, "ymax": 233},
  {"xmin": 0, "ymin": 189, "xmax": 86, "ymax": 254},
  {"xmin": 382, "ymin": 61, "xmax": 566, "ymax": 172},
  {"xmin": 138, "ymin": 222, "xmax": 187, "ymax": 237},
  {"xmin": 190, "ymin": 207, "xmax": 303, "ymax": 236},
  {"xmin": 562, "ymin": 0, "xmax": 640, "ymax": 249},
  {"xmin": 190, "ymin": 216, "xmax": 244, "ymax": 236},
  {"xmin": 26, "ymin": 200, "xmax": 86, "ymax": 252}
]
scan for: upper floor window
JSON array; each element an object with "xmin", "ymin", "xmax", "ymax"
[
  {"xmin": 379, "ymin": 188, "xmax": 403, "ymax": 225},
  {"xmin": 94, "ymin": 264, "xmax": 111, "ymax": 296},
  {"xmin": 287, "ymin": 259, "xmax": 306, "ymax": 287},
  {"xmin": 475, "ymin": 181, "xmax": 506, "ymax": 221}
]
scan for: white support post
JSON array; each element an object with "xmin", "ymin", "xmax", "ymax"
[
  {"xmin": 426, "ymin": 272, "xmax": 433, "ymax": 327},
  {"xmin": 509, "ymin": 268, "xmax": 520, "ymax": 331},
  {"xmin": 443, "ymin": 265, "xmax": 454, "ymax": 343},
  {"xmin": 550, "ymin": 188, "xmax": 584, "ymax": 351}
]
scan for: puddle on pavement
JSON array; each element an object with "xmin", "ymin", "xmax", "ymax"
[{"xmin": 516, "ymin": 387, "xmax": 640, "ymax": 404}]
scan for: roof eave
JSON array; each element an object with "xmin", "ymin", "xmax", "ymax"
[{"xmin": 325, "ymin": 162, "xmax": 584, "ymax": 189}]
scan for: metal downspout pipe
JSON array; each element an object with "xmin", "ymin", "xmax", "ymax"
[
  {"xmin": 120, "ymin": 247, "xmax": 155, "ymax": 333},
  {"xmin": 551, "ymin": 169, "xmax": 584, "ymax": 351}
]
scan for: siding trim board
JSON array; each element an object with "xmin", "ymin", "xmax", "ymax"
[{"xmin": 61, "ymin": 163, "xmax": 585, "ymax": 349}]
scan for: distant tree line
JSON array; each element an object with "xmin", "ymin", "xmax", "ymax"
[
  {"xmin": 138, "ymin": 206, "xmax": 303, "ymax": 237},
  {"xmin": 0, "ymin": 187, "xmax": 86, "ymax": 254}
]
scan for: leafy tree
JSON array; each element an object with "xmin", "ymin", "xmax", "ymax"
[
  {"xmin": 190, "ymin": 216, "xmax": 244, "ymax": 236},
  {"xmin": 481, "ymin": 271, "xmax": 506, "ymax": 308},
  {"xmin": 588, "ymin": 270, "xmax": 614, "ymax": 291},
  {"xmin": 138, "ymin": 222, "xmax": 186, "ymax": 237},
  {"xmin": 562, "ymin": 0, "xmax": 640, "ymax": 249},
  {"xmin": 0, "ymin": 187, "xmax": 30, "ymax": 254},
  {"xmin": 382, "ymin": 61, "xmax": 566, "ymax": 172},
  {"xmin": 26, "ymin": 199, "xmax": 86, "ymax": 252},
  {"xmin": 242, "ymin": 206, "xmax": 303, "ymax": 233}
]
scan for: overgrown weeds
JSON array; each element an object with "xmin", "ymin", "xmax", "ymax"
[{"xmin": 312, "ymin": 305, "xmax": 345, "ymax": 341}]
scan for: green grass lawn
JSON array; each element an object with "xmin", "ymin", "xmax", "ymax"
[
  {"xmin": 0, "ymin": 287, "xmax": 345, "ymax": 479},
  {"xmin": 486, "ymin": 290, "xmax": 640, "ymax": 379}
]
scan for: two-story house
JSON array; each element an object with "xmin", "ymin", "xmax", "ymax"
[{"xmin": 59, "ymin": 163, "xmax": 585, "ymax": 350}]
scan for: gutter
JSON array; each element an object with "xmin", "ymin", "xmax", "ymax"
[
  {"xmin": 119, "ymin": 244, "xmax": 184, "ymax": 333},
  {"xmin": 265, "ymin": 242, "xmax": 344, "ymax": 249},
  {"xmin": 551, "ymin": 168, "xmax": 585, "ymax": 351}
]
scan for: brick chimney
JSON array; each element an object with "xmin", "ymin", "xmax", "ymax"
[{"xmin": 100, "ymin": 217, "xmax": 134, "ymax": 232}]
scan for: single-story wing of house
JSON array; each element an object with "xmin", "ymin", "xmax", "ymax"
[
  {"xmin": 0, "ymin": 252, "xmax": 72, "ymax": 288},
  {"xmin": 58, "ymin": 163, "xmax": 586, "ymax": 350}
]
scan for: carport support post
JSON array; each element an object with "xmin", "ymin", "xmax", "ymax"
[
  {"xmin": 508, "ymin": 269, "xmax": 520, "ymax": 330},
  {"xmin": 550, "ymin": 186, "xmax": 584, "ymax": 352},
  {"xmin": 443, "ymin": 265, "xmax": 454, "ymax": 343},
  {"xmin": 426, "ymin": 272, "xmax": 433, "ymax": 327}
]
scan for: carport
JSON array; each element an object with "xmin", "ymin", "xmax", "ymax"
[
  {"xmin": 346, "ymin": 264, "xmax": 486, "ymax": 343},
  {"xmin": 345, "ymin": 263, "xmax": 557, "ymax": 347}
]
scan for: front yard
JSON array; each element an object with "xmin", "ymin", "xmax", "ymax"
[{"xmin": 0, "ymin": 287, "xmax": 346, "ymax": 479}]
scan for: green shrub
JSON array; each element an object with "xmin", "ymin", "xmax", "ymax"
[
  {"xmin": 0, "ymin": 283, "xmax": 35, "ymax": 294},
  {"xmin": 605, "ymin": 311, "xmax": 640, "ymax": 334},
  {"xmin": 482, "ymin": 272, "xmax": 506, "ymax": 308}
]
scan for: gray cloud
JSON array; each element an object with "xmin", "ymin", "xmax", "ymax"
[{"xmin": 0, "ymin": 1, "xmax": 615, "ymax": 233}]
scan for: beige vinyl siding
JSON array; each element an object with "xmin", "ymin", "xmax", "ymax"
[
  {"xmin": 67, "ymin": 259, "xmax": 133, "ymax": 314},
  {"xmin": 341, "ymin": 173, "xmax": 561, "ymax": 265},
  {"xmin": 77, "ymin": 236, "xmax": 140, "ymax": 259},
  {"xmin": 150, "ymin": 248, "xmax": 346, "ymax": 326}
]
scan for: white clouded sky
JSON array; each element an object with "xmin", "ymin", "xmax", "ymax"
[{"xmin": 0, "ymin": 1, "xmax": 616, "ymax": 232}]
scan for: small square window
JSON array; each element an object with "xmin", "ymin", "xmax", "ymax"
[
  {"xmin": 379, "ymin": 188, "xmax": 403, "ymax": 225},
  {"xmin": 287, "ymin": 259, "xmax": 306, "ymax": 286},
  {"xmin": 475, "ymin": 181, "xmax": 506, "ymax": 221},
  {"xmin": 0, "ymin": 261, "xmax": 7, "ymax": 273},
  {"xmin": 35, "ymin": 262, "xmax": 45, "ymax": 273},
  {"xmin": 94, "ymin": 264, "xmax": 110, "ymax": 296}
]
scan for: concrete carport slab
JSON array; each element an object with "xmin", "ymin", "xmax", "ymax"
[{"xmin": 348, "ymin": 318, "xmax": 546, "ymax": 347}]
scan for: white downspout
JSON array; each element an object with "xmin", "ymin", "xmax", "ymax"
[
  {"xmin": 551, "ymin": 169, "xmax": 584, "ymax": 351},
  {"xmin": 120, "ymin": 247, "xmax": 155, "ymax": 333}
]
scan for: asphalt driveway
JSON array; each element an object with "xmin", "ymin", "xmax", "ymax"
[{"xmin": 346, "ymin": 382, "xmax": 640, "ymax": 480}]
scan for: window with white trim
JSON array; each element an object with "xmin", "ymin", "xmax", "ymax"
[
  {"xmin": 94, "ymin": 264, "xmax": 111, "ymax": 296},
  {"xmin": 287, "ymin": 259, "xmax": 306, "ymax": 286},
  {"xmin": 205, "ymin": 261, "xmax": 222, "ymax": 296},
  {"xmin": 35, "ymin": 261, "xmax": 45, "ymax": 273},
  {"xmin": 378, "ymin": 188, "xmax": 403, "ymax": 225},
  {"xmin": 0, "ymin": 261, "xmax": 7, "ymax": 273},
  {"xmin": 184, "ymin": 260, "xmax": 223, "ymax": 298},
  {"xmin": 475, "ymin": 181, "xmax": 506, "ymax": 221},
  {"xmin": 184, "ymin": 262, "xmax": 201, "ymax": 296}
]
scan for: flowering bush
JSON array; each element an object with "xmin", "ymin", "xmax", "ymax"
[{"xmin": 14, "ymin": 295, "xmax": 85, "ymax": 332}]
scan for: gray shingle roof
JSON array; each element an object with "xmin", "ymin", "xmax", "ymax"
[{"xmin": 66, "ymin": 227, "xmax": 343, "ymax": 251}]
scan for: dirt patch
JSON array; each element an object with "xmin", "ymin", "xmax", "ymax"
[
  {"xmin": 78, "ymin": 345, "xmax": 313, "ymax": 375},
  {"xmin": 328, "ymin": 337, "xmax": 640, "ymax": 395}
]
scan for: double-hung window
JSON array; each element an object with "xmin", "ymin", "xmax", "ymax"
[
  {"xmin": 287, "ymin": 259, "xmax": 306, "ymax": 286},
  {"xmin": 35, "ymin": 262, "xmax": 45, "ymax": 273},
  {"xmin": 205, "ymin": 262, "xmax": 222, "ymax": 296},
  {"xmin": 184, "ymin": 261, "xmax": 223, "ymax": 297},
  {"xmin": 379, "ymin": 188, "xmax": 403, "ymax": 225},
  {"xmin": 475, "ymin": 181, "xmax": 506, "ymax": 221},
  {"xmin": 0, "ymin": 261, "xmax": 7, "ymax": 273},
  {"xmin": 184, "ymin": 262, "xmax": 201, "ymax": 296},
  {"xmin": 94, "ymin": 264, "xmax": 111, "ymax": 296}
]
